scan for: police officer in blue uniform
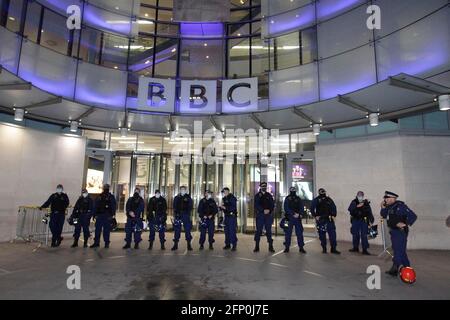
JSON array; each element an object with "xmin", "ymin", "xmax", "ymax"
[
  {"xmin": 40, "ymin": 184, "xmax": 70, "ymax": 247},
  {"xmin": 283, "ymin": 186, "xmax": 307, "ymax": 254},
  {"xmin": 70, "ymin": 188, "xmax": 93, "ymax": 248},
  {"xmin": 220, "ymin": 187, "xmax": 238, "ymax": 251},
  {"xmin": 147, "ymin": 189, "xmax": 167, "ymax": 250},
  {"xmin": 90, "ymin": 184, "xmax": 116, "ymax": 249},
  {"xmin": 254, "ymin": 182, "xmax": 275, "ymax": 253},
  {"xmin": 348, "ymin": 191, "xmax": 374, "ymax": 255},
  {"xmin": 123, "ymin": 187, "xmax": 145, "ymax": 250},
  {"xmin": 172, "ymin": 186, "xmax": 193, "ymax": 251},
  {"xmin": 311, "ymin": 188, "xmax": 340, "ymax": 254},
  {"xmin": 380, "ymin": 191, "xmax": 417, "ymax": 276},
  {"xmin": 198, "ymin": 190, "xmax": 218, "ymax": 250}
]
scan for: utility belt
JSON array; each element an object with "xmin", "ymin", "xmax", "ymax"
[
  {"xmin": 351, "ymin": 216, "xmax": 369, "ymax": 222},
  {"xmin": 317, "ymin": 215, "xmax": 334, "ymax": 223},
  {"xmin": 51, "ymin": 210, "xmax": 66, "ymax": 215},
  {"xmin": 224, "ymin": 211, "xmax": 237, "ymax": 217}
]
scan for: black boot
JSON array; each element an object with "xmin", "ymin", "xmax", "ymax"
[
  {"xmin": 104, "ymin": 243, "xmax": 110, "ymax": 249},
  {"xmin": 362, "ymin": 250, "xmax": 371, "ymax": 255},
  {"xmin": 83, "ymin": 238, "xmax": 89, "ymax": 248},
  {"xmin": 71, "ymin": 239, "xmax": 79, "ymax": 248},
  {"xmin": 123, "ymin": 243, "xmax": 131, "ymax": 249},
  {"xmin": 134, "ymin": 242, "xmax": 140, "ymax": 249},
  {"xmin": 299, "ymin": 247, "xmax": 307, "ymax": 254},
  {"xmin": 331, "ymin": 248, "xmax": 341, "ymax": 254},
  {"xmin": 199, "ymin": 244, "xmax": 204, "ymax": 250},
  {"xmin": 148, "ymin": 241, "xmax": 154, "ymax": 250},
  {"xmin": 161, "ymin": 242, "xmax": 165, "ymax": 250},
  {"xmin": 187, "ymin": 241, "xmax": 193, "ymax": 251},
  {"xmin": 268, "ymin": 243, "xmax": 275, "ymax": 253},
  {"xmin": 322, "ymin": 246, "xmax": 327, "ymax": 254},
  {"xmin": 171, "ymin": 242, "xmax": 178, "ymax": 251},
  {"xmin": 51, "ymin": 239, "xmax": 57, "ymax": 247},
  {"xmin": 386, "ymin": 264, "xmax": 398, "ymax": 276},
  {"xmin": 223, "ymin": 244, "xmax": 231, "ymax": 250},
  {"xmin": 283, "ymin": 247, "xmax": 289, "ymax": 253},
  {"xmin": 349, "ymin": 247, "xmax": 359, "ymax": 252},
  {"xmin": 231, "ymin": 244, "xmax": 237, "ymax": 251},
  {"xmin": 209, "ymin": 243, "xmax": 214, "ymax": 250},
  {"xmin": 253, "ymin": 242, "xmax": 260, "ymax": 253},
  {"xmin": 90, "ymin": 243, "xmax": 99, "ymax": 248},
  {"xmin": 55, "ymin": 236, "xmax": 63, "ymax": 247}
]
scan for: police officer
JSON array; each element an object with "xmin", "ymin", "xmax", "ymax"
[
  {"xmin": 220, "ymin": 187, "xmax": 238, "ymax": 251},
  {"xmin": 40, "ymin": 184, "xmax": 70, "ymax": 247},
  {"xmin": 283, "ymin": 186, "xmax": 306, "ymax": 254},
  {"xmin": 198, "ymin": 190, "xmax": 218, "ymax": 250},
  {"xmin": 123, "ymin": 187, "xmax": 145, "ymax": 250},
  {"xmin": 71, "ymin": 188, "xmax": 93, "ymax": 248},
  {"xmin": 147, "ymin": 189, "xmax": 167, "ymax": 250},
  {"xmin": 172, "ymin": 186, "xmax": 193, "ymax": 251},
  {"xmin": 311, "ymin": 188, "xmax": 340, "ymax": 254},
  {"xmin": 348, "ymin": 191, "xmax": 374, "ymax": 255},
  {"xmin": 90, "ymin": 184, "xmax": 116, "ymax": 249},
  {"xmin": 380, "ymin": 191, "xmax": 417, "ymax": 276},
  {"xmin": 254, "ymin": 182, "xmax": 275, "ymax": 253}
]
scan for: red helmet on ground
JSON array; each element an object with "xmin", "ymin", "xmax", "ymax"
[{"xmin": 399, "ymin": 266, "xmax": 416, "ymax": 284}]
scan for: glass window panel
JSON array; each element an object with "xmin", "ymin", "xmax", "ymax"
[
  {"xmin": 137, "ymin": 134, "xmax": 163, "ymax": 153},
  {"xmin": 23, "ymin": 1, "xmax": 41, "ymax": 43},
  {"xmin": 180, "ymin": 39, "xmax": 224, "ymax": 79},
  {"xmin": 110, "ymin": 133, "xmax": 137, "ymax": 151},
  {"xmin": 424, "ymin": 111, "xmax": 448, "ymax": 130},
  {"xmin": 158, "ymin": 0, "xmax": 174, "ymax": 8},
  {"xmin": 40, "ymin": 9, "xmax": 70, "ymax": 55},
  {"xmin": 141, "ymin": 0, "xmax": 157, "ymax": 6},
  {"xmin": 79, "ymin": 27, "xmax": 102, "ymax": 64},
  {"xmin": 251, "ymin": 21, "xmax": 261, "ymax": 34},
  {"xmin": 101, "ymin": 33, "xmax": 129, "ymax": 70},
  {"xmin": 138, "ymin": 18, "xmax": 155, "ymax": 34},
  {"xmin": 228, "ymin": 38, "xmax": 249, "ymax": 78},
  {"xmin": 228, "ymin": 22, "xmax": 249, "ymax": 36},
  {"xmin": 335, "ymin": 125, "xmax": 366, "ymax": 139},
  {"xmin": 399, "ymin": 115, "xmax": 423, "ymax": 130},
  {"xmin": 139, "ymin": 6, "xmax": 156, "ymax": 20},
  {"xmin": 367, "ymin": 121, "xmax": 398, "ymax": 134},
  {"xmin": 274, "ymin": 32, "xmax": 300, "ymax": 70},
  {"xmin": 5, "ymin": 0, "xmax": 23, "ymax": 33},
  {"xmin": 251, "ymin": 37, "xmax": 268, "ymax": 76},
  {"xmin": 230, "ymin": 9, "xmax": 249, "ymax": 22},
  {"xmin": 231, "ymin": 0, "xmax": 250, "ymax": 8},
  {"xmin": 156, "ymin": 22, "xmax": 178, "ymax": 36},
  {"xmin": 157, "ymin": 9, "xmax": 173, "ymax": 22},
  {"xmin": 301, "ymin": 27, "xmax": 317, "ymax": 64},
  {"xmin": 154, "ymin": 37, "xmax": 178, "ymax": 77}
]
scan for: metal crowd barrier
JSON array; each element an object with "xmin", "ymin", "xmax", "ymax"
[
  {"xmin": 379, "ymin": 218, "xmax": 393, "ymax": 258},
  {"xmin": 16, "ymin": 206, "xmax": 93, "ymax": 246}
]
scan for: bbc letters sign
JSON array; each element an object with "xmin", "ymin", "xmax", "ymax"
[{"xmin": 138, "ymin": 77, "xmax": 258, "ymax": 114}]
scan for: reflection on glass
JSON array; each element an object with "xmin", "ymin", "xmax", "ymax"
[{"xmin": 228, "ymin": 38, "xmax": 249, "ymax": 78}]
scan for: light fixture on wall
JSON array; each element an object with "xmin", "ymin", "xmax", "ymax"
[
  {"xmin": 70, "ymin": 121, "xmax": 78, "ymax": 133},
  {"xmin": 369, "ymin": 113, "xmax": 379, "ymax": 127},
  {"xmin": 14, "ymin": 108, "xmax": 24, "ymax": 122},
  {"xmin": 312, "ymin": 123, "xmax": 321, "ymax": 136},
  {"xmin": 439, "ymin": 94, "xmax": 450, "ymax": 111},
  {"xmin": 120, "ymin": 127, "xmax": 128, "ymax": 137}
]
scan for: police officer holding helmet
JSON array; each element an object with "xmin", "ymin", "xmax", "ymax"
[
  {"xmin": 311, "ymin": 188, "xmax": 340, "ymax": 254},
  {"xmin": 380, "ymin": 191, "xmax": 417, "ymax": 276},
  {"xmin": 283, "ymin": 186, "xmax": 307, "ymax": 254},
  {"xmin": 253, "ymin": 182, "xmax": 275, "ymax": 253},
  {"xmin": 147, "ymin": 189, "xmax": 167, "ymax": 250},
  {"xmin": 40, "ymin": 184, "xmax": 70, "ymax": 247},
  {"xmin": 348, "ymin": 191, "xmax": 374, "ymax": 255},
  {"xmin": 90, "ymin": 184, "xmax": 116, "ymax": 249},
  {"xmin": 172, "ymin": 186, "xmax": 193, "ymax": 251},
  {"xmin": 70, "ymin": 188, "xmax": 93, "ymax": 248},
  {"xmin": 198, "ymin": 190, "xmax": 218, "ymax": 250},
  {"xmin": 220, "ymin": 187, "xmax": 238, "ymax": 251},
  {"xmin": 123, "ymin": 187, "xmax": 145, "ymax": 250}
]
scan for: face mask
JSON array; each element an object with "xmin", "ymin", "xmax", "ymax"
[
  {"xmin": 56, "ymin": 188, "xmax": 63, "ymax": 194},
  {"xmin": 82, "ymin": 193, "xmax": 88, "ymax": 198},
  {"xmin": 180, "ymin": 190, "xmax": 186, "ymax": 195},
  {"xmin": 261, "ymin": 188, "xmax": 267, "ymax": 193},
  {"xmin": 104, "ymin": 189, "xmax": 109, "ymax": 194},
  {"xmin": 155, "ymin": 193, "xmax": 161, "ymax": 198},
  {"xmin": 134, "ymin": 191, "xmax": 140, "ymax": 196},
  {"xmin": 290, "ymin": 190, "xmax": 296, "ymax": 195},
  {"xmin": 207, "ymin": 194, "xmax": 212, "ymax": 199},
  {"xmin": 357, "ymin": 196, "xmax": 364, "ymax": 202}
]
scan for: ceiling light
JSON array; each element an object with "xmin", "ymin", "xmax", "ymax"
[
  {"xmin": 369, "ymin": 113, "xmax": 379, "ymax": 127},
  {"xmin": 312, "ymin": 123, "xmax": 320, "ymax": 136},
  {"xmin": 14, "ymin": 109, "xmax": 24, "ymax": 122},
  {"xmin": 438, "ymin": 94, "xmax": 450, "ymax": 111},
  {"xmin": 8, "ymin": 17, "xmax": 15, "ymax": 21},
  {"xmin": 120, "ymin": 127, "xmax": 128, "ymax": 137}
]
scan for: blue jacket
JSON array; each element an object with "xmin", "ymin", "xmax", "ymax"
[
  {"xmin": 380, "ymin": 201, "xmax": 417, "ymax": 230},
  {"xmin": 73, "ymin": 196, "xmax": 94, "ymax": 217},
  {"xmin": 283, "ymin": 194, "xmax": 305, "ymax": 217},
  {"xmin": 94, "ymin": 192, "xmax": 116, "ymax": 217},
  {"xmin": 41, "ymin": 193, "xmax": 70, "ymax": 213},
  {"xmin": 311, "ymin": 195, "xmax": 336, "ymax": 218},
  {"xmin": 198, "ymin": 198, "xmax": 218, "ymax": 218},
  {"xmin": 222, "ymin": 194, "xmax": 237, "ymax": 215},
  {"xmin": 126, "ymin": 195, "xmax": 145, "ymax": 219},
  {"xmin": 348, "ymin": 199, "xmax": 374, "ymax": 223},
  {"xmin": 173, "ymin": 194, "xmax": 193, "ymax": 216},
  {"xmin": 254, "ymin": 191, "xmax": 274, "ymax": 215}
]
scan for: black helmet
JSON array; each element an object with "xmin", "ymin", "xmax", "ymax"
[
  {"xmin": 279, "ymin": 217, "xmax": 289, "ymax": 230},
  {"xmin": 110, "ymin": 217, "xmax": 118, "ymax": 230},
  {"xmin": 368, "ymin": 225, "xmax": 378, "ymax": 239}
]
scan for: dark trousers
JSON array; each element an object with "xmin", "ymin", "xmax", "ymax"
[
  {"xmin": 284, "ymin": 218, "xmax": 304, "ymax": 248},
  {"xmin": 149, "ymin": 216, "xmax": 166, "ymax": 243},
  {"xmin": 49, "ymin": 212, "xmax": 65, "ymax": 243},
  {"xmin": 124, "ymin": 218, "xmax": 143, "ymax": 244},
  {"xmin": 317, "ymin": 219, "xmax": 337, "ymax": 249},
  {"xmin": 224, "ymin": 215, "xmax": 238, "ymax": 246},
  {"xmin": 391, "ymin": 229, "xmax": 410, "ymax": 267},
  {"xmin": 351, "ymin": 219, "xmax": 369, "ymax": 250},
  {"xmin": 73, "ymin": 214, "xmax": 91, "ymax": 241},
  {"xmin": 254, "ymin": 213, "xmax": 273, "ymax": 244},
  {"xmin": 93, "ymin": 215, "xmax": 111, "ymax": 245},
  {"xmin": 199, "ymin": 218, "xmax": 215, "ymax": 245},
  {"xmin": 173, "ymin": 213, "xmax": 192, "ymax": 242}
]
